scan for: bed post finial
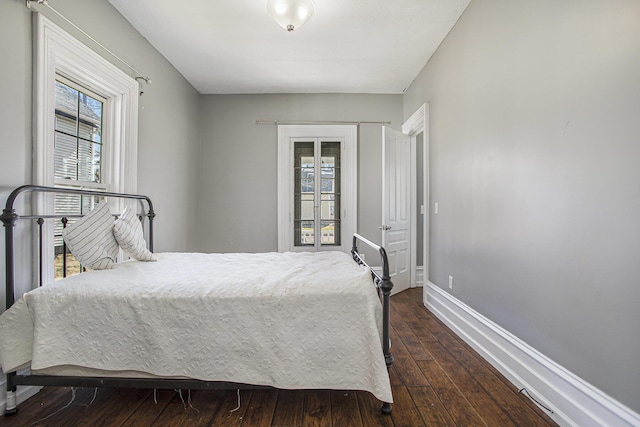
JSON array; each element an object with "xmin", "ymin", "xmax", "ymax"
[{"xmin": 147, "ymin": 206, "xmax": 155, "ymax": 253}]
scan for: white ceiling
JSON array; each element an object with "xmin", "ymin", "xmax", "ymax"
[{"xmin": 108, "ymin": 0, "xmax": 471, "ymax": 95}]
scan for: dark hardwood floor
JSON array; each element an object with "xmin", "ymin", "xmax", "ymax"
[{"xmin": 3, "ymin": 288, "xmax": 558, "ymax": 426}]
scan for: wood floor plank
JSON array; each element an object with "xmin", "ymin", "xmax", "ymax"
[
  {"xmin": 241, "ymin": 390, "xmax": 278, "ymax": 427},
  {"xmin": 392, "ymin": 302, "xmax": 437, "ymax": 342},
  {"xmin": 438, "ymin": 362, "xmax": 517, "ymax": 427},
  {"xmin": 148, "ymin": 389, "xmax": 225, "ymax": 427},
  {"xmin": 356, "ymin": 392, "xmax": 394, "ymax": 427},
  {"xmin": 64, "ymin": 388, "xmax": 150, "ymax": 427},
  {"xmin": 302, "ymin": 390, "xmax": 332, "ymax": 427},
  {"xmin": 207, "ymin": 389, "xmax": 252, "ymax": 426},
  {"xmin": 416, "ymin": 359, "xmax": 486, "ymax": 426},
  {"xmin": 389, "ymin": 385, "xmax": 426, "ymax": 427},
  {"xmin": 404, "ymin": 299, "xmax": 514, "ymax": 427},
  {"xmin": 413, "ymin": 355, "xmax": 453, "ymax": 391},
  {"xmin": 395, "ymin": 328, "xmax": 434, "ymax": 362},
  {"xmin": 436, "ymin": 331, "xmax": 495, "ymax": 376},
  {"xmin": 479, "ymin": 373, "xmax": 554, "ymax": 427},
  {"xmin": 330, "ymin": 390, "xmax": 362, "ymax": 427},
  {"xmin": 271, "ymin": 390, "xmax": 304, "ymax": 426},
  {"xmin": 120, "ymin": 389, "xmax": 177, "ymax": 427},
  {"xmin": 425, "ymin": 340, "xmax": 472, "ymax": 379},
  {"xmin": 25, "ymin": 387, "xmax": 110, "ymax": 427},
  {"xmin": 4, "ymin": 387, "xmax": 81, "ymax": 426},
  {"xmin": 435, "ymin": 386, "xmax": 488, "ymax": 426},
  {"xmin": 392, "ymin": 353, "xmax": 431, "ymax": 387},
  {"xmin": 390, "ymin": 325, "xmax": 430, "ymax": 386},
  {"xmin": 407, "ymin": 386, "xmax": 457, "ymax": 426},
  {"xmin": 387, "ymin": 365, "xmax": 403, "ymax": 386},
  {"xmin": 389, "ymin": 306, "xmax": 435, "ymax": 360}
]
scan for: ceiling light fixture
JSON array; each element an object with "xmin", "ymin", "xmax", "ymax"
[{"xmin": 266, "ymin": 0, "xmax": 315, "ymax": 32}]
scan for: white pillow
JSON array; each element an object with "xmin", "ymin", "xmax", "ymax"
[
  {"xmin": 62, "ymin": 201, "xmax": 119, "ymax": 270},
  {"xmin": 113, "ymin": 206, "xmax": 156, "ymax": 262}
]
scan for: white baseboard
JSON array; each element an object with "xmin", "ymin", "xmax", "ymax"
[
  {"xmin": 415, "ymin": 266, "xmax": 424, "ymax": 286},
  {"xmin": 424, "ymin": 282, "xmax": 640, "ymax": 427},
  {"xmin": 1, "ymin": 371, "xmax": 42, "ymax": 414}
]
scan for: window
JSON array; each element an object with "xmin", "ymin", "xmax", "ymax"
[
  {"xmin": 278, "ymin": 125, "xmax": 357, "ymax": 253},
  {"xmin": 52, "ymin": 78, "xmax": 107, "ymax": 277},
  {"xmin": 34, "ymin": 14, "xmax": 138, "ymax": 284}
]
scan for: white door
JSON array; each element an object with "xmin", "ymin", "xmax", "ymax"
[{"xmin": 382, "ymin": 126, "xmax": 411, "ymax": 295}]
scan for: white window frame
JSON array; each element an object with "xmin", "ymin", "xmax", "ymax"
[
  {"xmin": 277, "ymin": 125, "xmax": 357, "ymax": 253},
  {"xmin": 34, "ymin": 13, "xmax": 138, "ymax": 285}
]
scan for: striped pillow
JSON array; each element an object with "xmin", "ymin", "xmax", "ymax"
[
  {"xmin": 113, "ymin": 207, "xmax": 155, "ymax": 262},
  {"xmin": 62, "ymin": 201, "xmax": 119, "ymax": 270}
]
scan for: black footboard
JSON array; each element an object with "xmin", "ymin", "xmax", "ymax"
[{"xmin": 351, "ymin": 233, "xmax": 394, "ymax": 414}]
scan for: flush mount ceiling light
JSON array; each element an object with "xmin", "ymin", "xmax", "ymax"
[{"xmin": 266, "ymin": 0, "xmax": 315, "ymax": 32}]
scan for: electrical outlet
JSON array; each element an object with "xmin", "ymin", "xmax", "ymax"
[
  {"xmin": 434, "ymin": 202, "xmax": 439, "ymax": 214},
  {"xmin": 448, "ymin": 275, "xmax": 453, "ymax": 289}
]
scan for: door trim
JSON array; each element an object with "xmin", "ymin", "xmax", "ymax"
[
  {"xmin": 277, "ymin": 125, "xmax": 357, "ymax": 253},
  {"xmin": 402, "ymin": 104, "xmax": 429, "ymax": 286}
]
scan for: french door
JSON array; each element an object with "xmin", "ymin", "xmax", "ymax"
[
  {"xmin": 292, "ymin": 138, "xmax": 341, "ymax": 251},
  {"xmin": 277, "ymin": 125, "xmax": 357, "ymax": 253}
]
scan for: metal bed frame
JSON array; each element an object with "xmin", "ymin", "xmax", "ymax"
[{"xmin": 1, "ymin": 185, "xmax": 394, "ymax": 416}]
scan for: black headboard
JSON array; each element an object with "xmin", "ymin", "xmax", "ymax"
[{"xmin": 1, "ymin": 185, "xmax": 155, "ymax": 310}]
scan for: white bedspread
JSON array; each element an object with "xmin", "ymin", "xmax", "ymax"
[{"xmin": 0, "ymin": 251, "xmax": 392, "ymax": 402}]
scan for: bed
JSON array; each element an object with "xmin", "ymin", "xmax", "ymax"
[{"xmin": 0, "ymin": 185, "xmax": 394, "ymax": 416}]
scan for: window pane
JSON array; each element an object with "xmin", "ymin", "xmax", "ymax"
[
  {"xmin": 77, "ymin": 140, "xmax": 101, "ymax": 182},
  {"xmin": 54, "ymin": 194, "xmax": 104, "ymax": 279},
  {"xmin": 54, "ymin": 132, "xmax": 78, "ymax": 180},
  {"xmin": 321, "ymin": 178, "xmax": 334, "ymax": 192},
  {"xmin": 321, "ymin": 200, "xmax": 334, "ymax": 220},
  {"xmin": 54, "ymin": 253, "xmax": 82, "ymax": 280},
  {"xmin": 321, "ymin": 221, "xmax": 340, "ymax": 245},
  {"xmin": 55, "ymin": 81, "xmax": 79, "ymax": 136},
  {"xmin": 295, "ymin": 220, "xmax": 315, "ymax": 246},
  {"xmin": 78, "ymin": 93, "xmax": 102, "ymax": 143},
  {"xmin": 54, "ymin": 79, "xmax": 103, "ymax": 184},
  {"xmin": 321, "ymin": 166, "xmax": 335, "ymax": 178},
  {"xmin": 301, "ymin": 194, "xmax": 314, "ymax": 220},
  {"xmin": 301, "ymin": 177, "xmax": 314, "ymax": 193}
]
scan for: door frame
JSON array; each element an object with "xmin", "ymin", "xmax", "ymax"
[
  {"xmin": 402, "ymin": 104, "xmax": 429, "ymax": 286},
  {"xmin": 276, "ymin": 124, "xmax": 358, "ymax": 253}
]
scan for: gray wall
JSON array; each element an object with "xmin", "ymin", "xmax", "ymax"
[
  {"xmin": 198, "ymin": 94, "xmax": 403, "ymax": 254},
  {"xmin": 0, "ymin": 0, "xmax": 201, "ymax": 309},
  {"xmin": 403, "ymin": 0, "xmax": 640, "ymax": 412},
  {"xmin": 0, "ymin": 0, "xmax": 35, "ymax": 306}
]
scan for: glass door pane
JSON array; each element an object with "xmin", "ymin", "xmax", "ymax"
[
  {"xmin": 294, "ymin": 141, "xmax": 315, "ymax": 246},
  {"xmin": 320, "ymin": 141, "xmax": 340, "ymax": 246}
]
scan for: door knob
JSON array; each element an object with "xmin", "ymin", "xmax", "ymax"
[{"xmin": 379, "ymin": 225, "xmax": 392, "ymax": 231}]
